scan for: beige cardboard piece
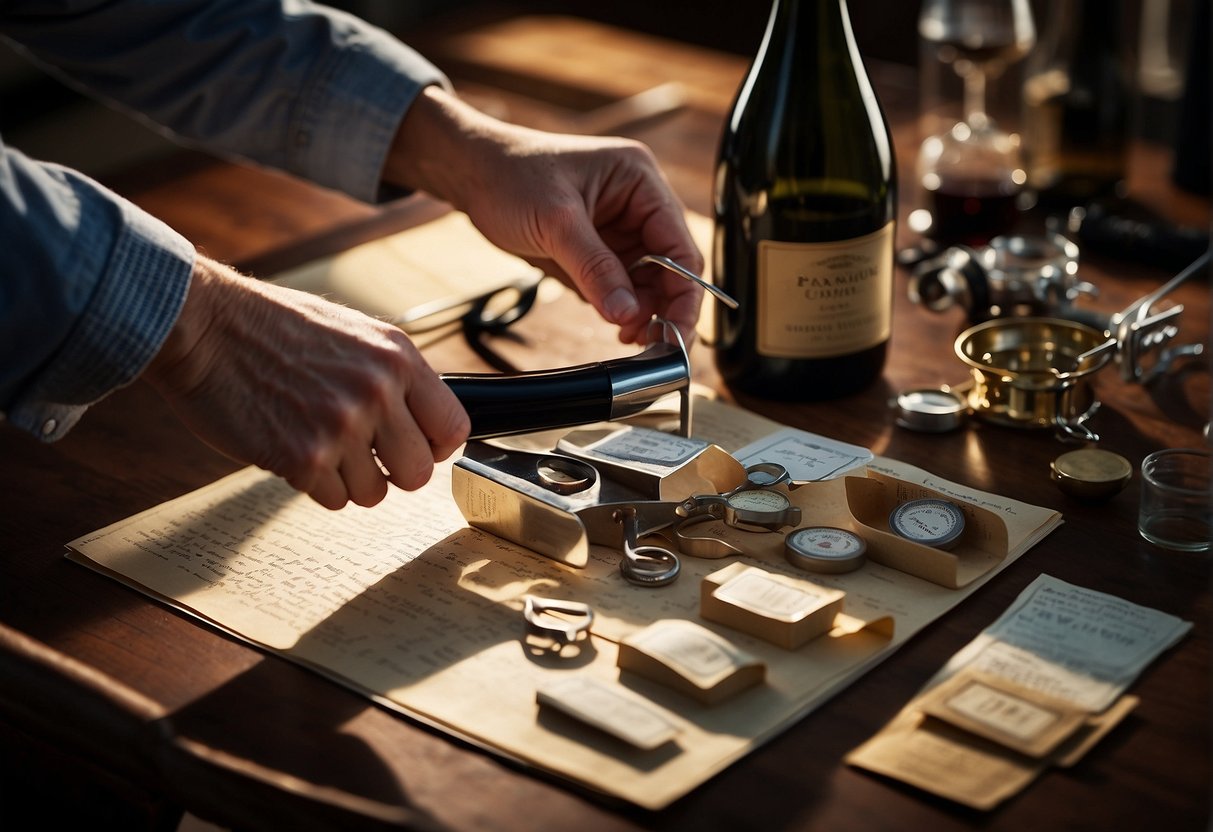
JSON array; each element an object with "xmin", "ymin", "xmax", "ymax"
[
  {"xmin": 701, "ymin": 563, "xmax": 845, "ymax": 650},
  {"xmin": 618, "ymin": 619, "xmax": 766, "ymax": 706},
  {"xmin": 845, "ymin": 473, "xmax": 1010, "ymax": 589},
  {"xmin": 847, "ymin": 573, "xmax": 1189, "ymax": 810},
  {"xmin": 916, "ymin": 669, "xmax": 1091, "ymax": 759},
  {"xmin": 846, "ymin": 688, "xmax": 1137, "ymax": 811}
]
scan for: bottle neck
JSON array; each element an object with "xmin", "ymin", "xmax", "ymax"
[{"xmin": 768, "ymin": 0, "xmax": 851, "ymax": 41}]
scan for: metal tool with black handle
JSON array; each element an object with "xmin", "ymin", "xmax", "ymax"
[
  {"xmin": 441, "ymin": 319, "xmax": 694, "ymax": 438},
  {"xmin": 440, "ymin": 256, "xmax": 739, "ymax": 440}
]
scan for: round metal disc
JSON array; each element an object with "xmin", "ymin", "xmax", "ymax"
[
  {"xmin": 1050, "ymin": 448, "xmax": 1132, "ymax": 501},
  {"xmin": 893, "ymin": 388, "xmax": 967, "ymax": 432},
  {"xmin": 785, "ymin": 526, "xmax": 867, "ymax": 574}
]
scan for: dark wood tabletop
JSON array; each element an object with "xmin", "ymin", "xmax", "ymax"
[{"xmin": 1, "ymin": 14, "xmax": 1208, "ymax": 832}]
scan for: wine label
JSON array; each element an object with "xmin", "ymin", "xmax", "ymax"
[{"xmin": 756, "ymin": 221, "xmax": 894, "ymax": 359}]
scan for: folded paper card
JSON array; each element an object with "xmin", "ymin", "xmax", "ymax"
[
  {"xmin": 701, "ymin": 563, "xmax": 845, "ymax": 649},
  {"xmin": 618, "ymin": 619, "xmax": 766, "ymax": 705}
]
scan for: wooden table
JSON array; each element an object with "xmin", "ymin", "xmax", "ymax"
[{"xmin": 2, "ymin": 15, "xmax": 1209, "ymax": 832}]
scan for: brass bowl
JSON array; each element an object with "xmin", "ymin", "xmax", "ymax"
[{"xmin": 954, "ymin": 317, "xmax": 1116, "ymax": 431}]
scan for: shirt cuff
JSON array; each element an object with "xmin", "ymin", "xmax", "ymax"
[
  {"xmin": 6, "ymin": 199, "xmax": 194, "ymax": 441},
  {"xmin": 288, "ymin": 25, "xmax": 450, "ymax": 204}
]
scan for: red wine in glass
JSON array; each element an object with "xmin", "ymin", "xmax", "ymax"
[{"xmin": 923, "ymin": 174, "xmax": 1020, "ymax": 245}]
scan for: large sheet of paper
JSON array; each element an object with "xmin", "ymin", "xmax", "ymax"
[{"xmin": 66, "ymin": 399, "xmax": 1061, "ymax": 808}]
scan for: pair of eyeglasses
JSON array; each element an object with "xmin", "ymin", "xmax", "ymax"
[{"xmin": 390, "ymin": 275, "xmax": 544, "ymax": 373}]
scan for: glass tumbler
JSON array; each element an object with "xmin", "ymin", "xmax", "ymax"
[{"xmin": 1138, "ymin": 448, "xmax": 1212, "ymax": 552}]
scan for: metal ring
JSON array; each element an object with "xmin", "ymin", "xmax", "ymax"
[
  {"xmin": 619, "ymin": 546, "xmax": 681, "ymax": 586},
  {"xmin": 535, "ymin": 455, "xmax": 596, "ymax": 495},
  {"xmin": 614, "ymin": 506, "xmax": 681, "ymax": 587}
]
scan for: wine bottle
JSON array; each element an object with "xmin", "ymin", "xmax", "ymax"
[{"xmin": 713, "ymin": 0, "xmax": 897, "ymax": 400}]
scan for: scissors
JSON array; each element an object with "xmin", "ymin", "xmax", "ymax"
[
  {"xmin": 391, "ymin": 276, "xmax": 543, "ymax": 372},
  {"xmin": 669, "ymin": 462, "xmax": 801, "ymax": 558}
]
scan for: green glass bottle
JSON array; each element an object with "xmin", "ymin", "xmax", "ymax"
[{"xmin": 714, "ymin": 0, "xmax": 897, "ymax": 400}]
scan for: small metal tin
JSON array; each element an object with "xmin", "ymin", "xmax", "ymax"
[
  {"xmin": 888, "ymin": 499, "xmax": 966, "ymax": 549},
  {"xmin": 784, "ymin": 526, "xmax": 867, "ymax": 574},
  {"xmin": 893, "ymin": 387, "xmax": 968, "ymax": 432},
  {"xmin": 1050, "ymin": 448, "xmax": 1132, "ymax": 501}
]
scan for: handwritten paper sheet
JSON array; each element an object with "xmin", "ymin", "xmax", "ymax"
[{"xmin": 66, "ymin": 398, "xmax": 1062, "ymax": 808}]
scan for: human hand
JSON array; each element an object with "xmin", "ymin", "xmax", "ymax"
[
  {"xmin": 384, "ymin": 86, "xmax": 704, "ymax": 345},
  {"xmin": 143, "ymin": 257, "xmax": 470, "ymax": 509}
]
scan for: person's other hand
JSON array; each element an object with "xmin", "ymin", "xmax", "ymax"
[
  {"xmin": 143, "ymin": 257, "xmax": 469, "ymax": 509},
  {"xmin": 385, "ymin": 86, "xmax": 704, "ymax": 346}
]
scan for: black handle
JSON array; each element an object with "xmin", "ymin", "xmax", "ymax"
[{"xmin": 441, "ymin": 363, "xmax": 612, "ymax": 439}]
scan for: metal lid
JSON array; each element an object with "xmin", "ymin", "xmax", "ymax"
[
  {"xmin": 888, "ymin": 498, "xmax": 966, "ymax": 549},
  {"xmin": 893, "ymin": 388, "xmax": 968, "ymax": 432},
  {"xmin": 1050, "ymin": 448, "xmax": 1132, "ymax": 501},
  {"xmin": 784, "ymin": 526, "xmax": 867, "ymax": 574}
]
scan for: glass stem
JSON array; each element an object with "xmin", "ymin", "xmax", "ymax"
[{"xmin": 963, "ymin": 69, "xmax": 988, "ymax": 130}]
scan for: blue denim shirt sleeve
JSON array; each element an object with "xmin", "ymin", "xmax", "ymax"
[
  {"xmin": 1, "ymin": 0, "xmax": 450, "ymax": 203},
  {"xmin": 0, "ymin": 139, "xmax": 195, "ymax": 440},
  {"xmin": 0, "ymin": 1, "xmax": 449, "ymax": 440}
]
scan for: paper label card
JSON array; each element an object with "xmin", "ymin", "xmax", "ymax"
[
  {"xmin": 537, "ymin": 676, "xmax": 681, "ymax": 750},
  {"xmin": 734, "ymin": 427, "xmax": 873, "ymax": 482},
  {"xmin": 848, "ymin": 574, "xmax": 1183, "ymax": 810},
  {"xmin": 917, "ymin": 669, "xmax": 1088, "ymax": 758},
  {"xmin": 700, "ymin": 563, "xmax": 845, "ymax": 650},
  {"xmin": 571, "ymin": 426, "xmax": 708, "ymax": 466},
  {"xmin": 714, "ymin": 571, "xmax": 831, "ymax": 621},
  {"xmin": 618, "ymin": 619, "xmax": 765, "ymax": 705}
]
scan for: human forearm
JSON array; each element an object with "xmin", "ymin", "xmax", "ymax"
[
  {"xmin": 382, "ymin": 85, "xmax": 705, "ymax": 343},
  {"xmin": 144, "ymin": 256, "xmax": 469, "ymax": 509}
]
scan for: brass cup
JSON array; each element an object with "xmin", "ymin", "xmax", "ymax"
[{"xmin": 954, "ymin": 317, "xmax": 1116, "ymax": 431}]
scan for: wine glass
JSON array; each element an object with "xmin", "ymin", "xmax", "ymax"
[{"xmin": 915, "ymin": 0, "xmax": 1036, "ymax": 244}]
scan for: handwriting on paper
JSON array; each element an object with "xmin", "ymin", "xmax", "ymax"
[{"xmin": 941, "ymin": 574, "xmax": 1192, "ymax": 711}]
